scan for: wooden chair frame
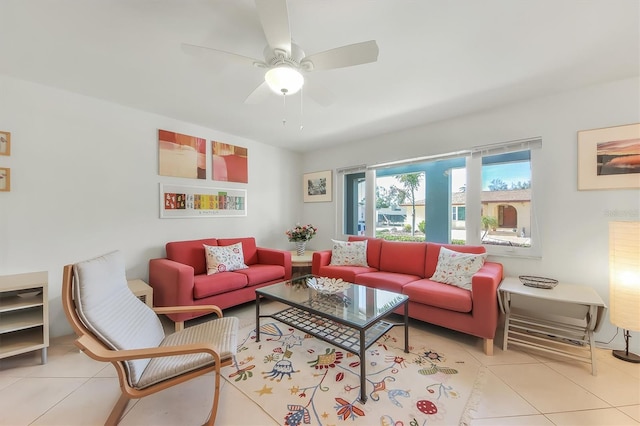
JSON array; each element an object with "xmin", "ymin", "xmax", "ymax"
[{"xmin": 61, "ymin": 265, "xmax": 233, "ymax": 425}]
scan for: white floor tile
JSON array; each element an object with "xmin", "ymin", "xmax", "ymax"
[
  {"xmin": 545, "ymin": 407, "xmax": 640, "ymax": 425},
  {"xmin": 470, "ymin": 368, "xmax": 539, "ymax": 418},
  {"xmin": 618, "ymin": 404, "xmax": 640, "ymax": 423},
  {"xmin": 31, "ymin": 377, "xmax": 122, "ymax": 425},
  {"xmin": 489, "ymin": 363, "xmax": 610, "ymax": 413},
  {"xmin": 470, "ymin": 414, "xmax": 555, "ymax": 426},
  {"xmin": 546, "ymin": 358, "xmax": 640, "ymax": 407},
  {"xmin": 0, "ymin": 377, "xmax": 87, "ymax": 425}
]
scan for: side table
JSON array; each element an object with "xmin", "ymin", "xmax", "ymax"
[
  {"xmin": 498, "ymin": 276, "xmax": 607, "ymax": 375},
  {"xmin": 127, "ymin": 279, "xmax": 153, "ymax": 308},
  {"xmin": 290, "ymin": 250, "xmax": 313, "ymax": 278}
]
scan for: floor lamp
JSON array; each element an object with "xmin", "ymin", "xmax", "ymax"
[{"xmin": 609, "ymin": 221, "xmax": 640, "ymax": 363}]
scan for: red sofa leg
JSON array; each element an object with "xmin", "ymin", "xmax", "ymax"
[{"xmin": 483, "ymin": 338, "xmax": 494, "ymax": 355}]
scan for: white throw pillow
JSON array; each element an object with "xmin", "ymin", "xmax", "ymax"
[
  {"xmin": 430, "ymin": 247, "xmax": 487, "ymax": 290},
  {"xmin": 204, "ymin": 243, "xmax": 248, "ymax": 275},
  {"xmin": 329, "ymin": 239, "xmax": 368, "ymax": 267}
]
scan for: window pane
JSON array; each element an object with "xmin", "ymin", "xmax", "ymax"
[
  {"xmin": 375, "ymin": 173, "xmax": 420, "ymax": 238},
  {"xmin": 373, "ymin": 160, "xmax": 465, "ymax": 243},
  {"xmin": 458, "ymin": 206, "xmax": 466, "ymax": 221},
  {"xmin": 481, "ymin": 151, "xmax": 531, "ymax": 247},
  {"xmin": 344, "ymin": 172, "xmax": 366, "ymax": 235},
  {"xmin": 451, "ymin": 167, "xmax": 467, "ymax": 244}
]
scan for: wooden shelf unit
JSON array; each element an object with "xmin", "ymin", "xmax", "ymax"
[
  {"xmin": 0, "ymin": 271, "xmax": 49, "ymax": 364},
  {"xmin": 499, "ymin": 276, "xmax": 606, "ymax": 375}
]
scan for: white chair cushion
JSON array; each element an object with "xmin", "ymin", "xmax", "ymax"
[
  {"xmin": 137, "ymin": 316, "xmax": 239, "ymax": 389},
  {"xmin": 73, "ymin": 250, "xmax": 165, "ymax": 386}
]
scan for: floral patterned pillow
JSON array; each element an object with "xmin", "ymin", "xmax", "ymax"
[
  {"xmin": 430, "ymin": 247, "xmax": 487, "ymax": 290},
  {"xmin": 329, "ymin": 240, "xmax": 368, "ymax": 267},
  {"xmin": 203, "ymin": 243, "xmax": 248, "ymax": 275}
]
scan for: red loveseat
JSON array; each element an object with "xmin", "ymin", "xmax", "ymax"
[
  {"xmin": 149, "ymin": 237, "xmax": 291, "ymax": 330},
  {"xmin": 312, "ymin": 236, "xmax": 503, "ymax": 355}
]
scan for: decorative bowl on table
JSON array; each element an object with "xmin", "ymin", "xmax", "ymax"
[
  {"xmin": 306, "ymin": 276, "xmax": 351, "ymax": 294},
  {"xmin": 519, "ymin": 275, "xmax": 558, "ymax": 289}
]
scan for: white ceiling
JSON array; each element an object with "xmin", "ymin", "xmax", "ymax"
[{"xmin": 1, "ymin": 0, "xmax": 638, "ymax": 152}]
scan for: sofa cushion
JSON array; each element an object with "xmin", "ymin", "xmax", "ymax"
[
  {"xmin": 378, "ymin": 240, "xmax": 426, "ymax": 277},
  {"xmin": 348, "ymin": 236, "xmax": 383, "ymax": 269},
  {"xmin": 233, "ymin": 264, "xmax": 285, "ymax": 286},
  {"xmin": 355, "ymin": 271, "xmax": 421, "ymax": 294},
  {"xmin": 403, "ymin": 279, "xmax": 473, "ymax": 313},
  {"xmin": 430, "ymin": 247, "xmax": 487, "ymax": 290},
  {"xmin": 218, "ymin": 237, "xmax": 258, "ymax": 265},
  {"xmin": 330, "ymin": 239, "xmax": 368, "ymax": 266},
  {"xmin": 425, "ymin": 243, "xmax": 485, "ymax": 278},
  {"xmin": 317, "ymin": 265, "xmax": 378, "ymax": 283},
  {"xmin": 204, "ymin": 243, "xmax": 248, "ymax": 275},
  {"xmin": 193, "ymin": 272, "xmax": 248, "ymax": 299},
  {"xmin": 166, "ymin": 238, "xmax": 218, "ymax": 276}
]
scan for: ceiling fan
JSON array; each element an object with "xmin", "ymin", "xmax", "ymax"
[{"xmin": 181, "ymin": 0, "xmax": 379, "ymax": 106}]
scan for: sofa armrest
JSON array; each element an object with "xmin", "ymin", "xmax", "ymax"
[
  {"xmin": 257, "ymin": 247, "xmax": 292, "ymax": 280},
  {"xmin": 148, "ymin": 258, "xmax": 196, "ymax": 308},
  {"xmin": 470, "ymin": 261, "xmax": 504, "ymax": 335},
  {"xmin": 311, "ymin": 250, "xmax": 332, "ymax": 275}
]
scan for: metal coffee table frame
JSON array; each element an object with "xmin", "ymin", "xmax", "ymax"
[{"xmin": 256, "ymin": 276, "xmax": 409, "ymax": 403}]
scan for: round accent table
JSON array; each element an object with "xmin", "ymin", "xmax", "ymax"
[{"xmin": 290, "ymin": 250, "xmax": 314, "ymax": 278}]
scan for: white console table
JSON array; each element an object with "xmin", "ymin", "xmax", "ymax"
[{"xmin": 498, "ymin": 277, "xmax": 607, "ymax": 375}]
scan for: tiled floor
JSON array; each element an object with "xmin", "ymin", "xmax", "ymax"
[{"xmin": 0, "ymin": 300, "xmax": 638, "ymax": 425}]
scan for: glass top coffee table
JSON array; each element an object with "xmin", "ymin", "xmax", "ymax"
[{"xmin": 255, "ymin": 275, "xmax": 409, "ymax": 403}]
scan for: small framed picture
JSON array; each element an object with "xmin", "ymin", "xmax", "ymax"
[
  {"xmin": 578, "ymin": 123, "xmax": 640, "ymax": 190},
  {"xmin": 0, "ymin": 131, "xmax": 10, "ymax": 156},
  {"xmin": 0, "ymin": 168, "xmax": 10, "ymax": 192},
  {"xmin": 303, "ymin": 170, "xmax": 332, "ymax": 203}
]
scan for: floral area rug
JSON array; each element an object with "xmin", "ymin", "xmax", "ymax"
[{"xmin": 221, "ymin": 320, "xmax": 482, "ymax": 425}]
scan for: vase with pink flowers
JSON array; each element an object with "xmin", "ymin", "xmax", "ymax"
[{"xmin": 285, "ymin": 224, "xmax": 317, "ymax": 255}]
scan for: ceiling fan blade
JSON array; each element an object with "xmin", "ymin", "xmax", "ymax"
[
  {"xmin": 181, "ymin": 43, "xmax": 263, "ymax": 67},
  {"xmin": 304, "ymin": 81, "xmax": 335, "ymax": 107},
  {"xmin": 255, "ymin": 0, "xmax": 291, "ymax": 55},
  {"xmin": 302, "ymin": 40, "xmax": 379, "ymax": 71},
  {"xmin": 244, "ymin": 81, "xmax": 272, "ymax": 104}
]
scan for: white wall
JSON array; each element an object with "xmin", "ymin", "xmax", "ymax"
[
  {"xmin": 0, "ymin": 75, "xmax": 302, "ymax": 337},
  {"xmin": 302, "ymin": 76, "xmax": 640, "ymax": 353}
]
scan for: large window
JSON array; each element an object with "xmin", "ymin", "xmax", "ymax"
[{"xmin": 339, "ymin": 138, "xmax": 541, "ymax": 257}]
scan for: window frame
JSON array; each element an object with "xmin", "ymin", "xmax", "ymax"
[{"xmin": 465, "ymin": 138, "xmax": 542, "ymax": 258}]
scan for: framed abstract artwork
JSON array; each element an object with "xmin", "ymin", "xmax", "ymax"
[
  {"xmin": 303, "ymin": 170, "xmax": 332, "ymax": 202},
  {"xmin": 158, "ymin": 129, "xmax": 206, "ymax": 179},
  {"xmin": 578, "ymin": 123, "xmax": 640, "ymax": 190},
  {"xmin": 160, "ymin": 184, "xmax": 247, "ymax": 218},
  {"xmin": 0, "ymin": 168, "xmax": 10, "ymax": 192},
  {"xmin": 0, "ymin": 131, "xmax": 10, "ymax": 156},
  {"xmin": 211, "ymin": 141, "xmax": 248, "ymax": 183}
]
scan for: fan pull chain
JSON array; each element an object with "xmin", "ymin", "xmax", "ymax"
[
  {"xmin": 299, "ymin": 86, "xmax": 304, "ymax": 131},
  {"xmin": 282, "ymin": 92, "xmax": 287, "ymax": 126}
]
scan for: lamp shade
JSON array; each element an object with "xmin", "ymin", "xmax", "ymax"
[
  {"xmin": 265, "ymin": 66, "xmax": 304, "ymax": 95},
  {"xmin": 609, "ymin": 221, "xmax": 640, "ymax": 331}
]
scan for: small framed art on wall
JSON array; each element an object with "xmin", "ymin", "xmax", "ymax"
[
  {"xmin": 578, "ymin": 123, "xmax": 640, "ymax": 190},
  {"xmin": 303, "ymin": 170, "xmax": 332, "ymax": 202}
]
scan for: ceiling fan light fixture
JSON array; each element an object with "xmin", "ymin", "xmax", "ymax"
[{"xmin": 265, "ymin": 66, "xmax": 304, "ymax": 95}]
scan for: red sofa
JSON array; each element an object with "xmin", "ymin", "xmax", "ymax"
[
  {"xmin": 312, "ymin": 236, "xmax": 503, "ymax": 355},
  {"xmin": 149, "ymin": 237, "xmax": 291, "ymax": 329}
]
